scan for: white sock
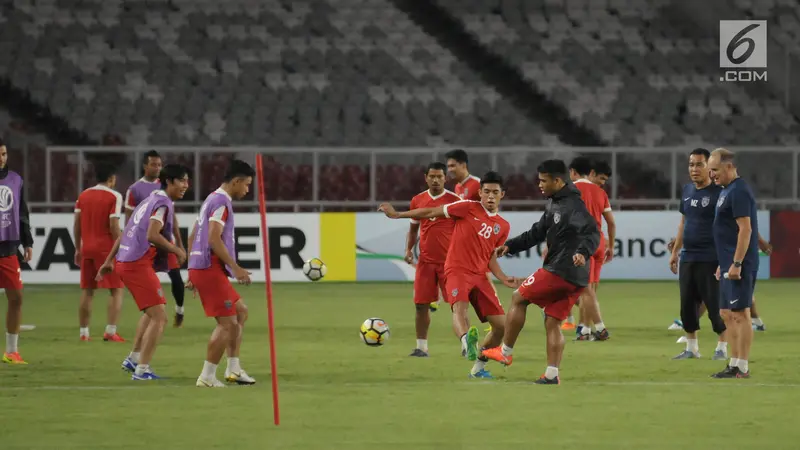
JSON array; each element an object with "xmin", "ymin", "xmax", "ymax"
[
  {"xmin": 128, "ymin": 352, "xmax": 141, "ymax": 363},
  {"xmin": 79, "ymin": 327, "xmax": 90, "ymax": 337},
  {"xmin": 105, "ymin": 325, "xmax": 116, "ymax": 335},
  {"xmin": 176, "ymin": 306, "xmax": 185, "ymax": 315},
  {"xmin": 227, "ymin": 357, "xmax": 241, "ymax": 374},
  {"xmin": 134, "ymin": 363, "xmax": 150, "ymax": 375},
  {"xmin": 716, "ymin": 341, "xmax": 728, "ymax": 353},
  {"xmin": 501, "ymin": 343, "xmax": 513, "ymax": 357},
  {"xmin": 738, "ymin": 359, "xmax": 749, "ymax": 373},
  {"xmin": 545, "ymin": 366, "xmax": 559, "ymax": 379},
  {"xmin": 752, "ymin": 318, "xmax": 764, "ymax": 326},
  {"xmin": 201, "ymin": 360, "xmax": 218, "ymax": 379},
  {"xmin": 730, "ymin": 357, "xmax": 739, "ymax": 368},
  {"xmin": 416, "ymin": 339, "xmax": 428, "ymax": 352},
  {"xmin": 460, "ymin": 334, "xmax": 468, "ymax": 352},
  {"xmin": 686, "ymin": 338, "xmax": 699, "ymax": 353},
  {"xmin": 566, "ymin": 315, "xmax": 574, "ymax": 324},
  {"xmin": 594, "ymin": 321, "xmax": 606, "ymax": 332},
  {"xmin": 5, "ymin": 332, "xmax": 18, "ymax": 353},
  {"xmin": 580, "ymin": 325, "xmax": 590, "ymax": 336},
  {"xmin": 471, "ymin": 359, "xmax": 487, "ymax": 375}
]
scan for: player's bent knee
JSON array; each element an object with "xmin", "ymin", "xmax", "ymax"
[
  {"xmin": 236, "ymin": 301, "xmax": 249, "ymax": 322},
  {"xmin": 511, "ymin": 291, "xmax": 528, "ymax": 306}
]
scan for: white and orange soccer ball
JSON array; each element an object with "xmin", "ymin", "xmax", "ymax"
[
  {"xmin": 302, "ymin": 258, "xmax": 326, "ymax": 281},
  {"xmin": 360, "ymin": 318, "xmax": 390, "ymax": 346}
]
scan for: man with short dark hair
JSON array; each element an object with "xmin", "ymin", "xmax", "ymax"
[
  {"xmin": 74, "ymin": 163, "xmax": 126, "ymax": 342},
  {"xmin": 125, "ymin": 150, "xmax": 187, "ymax": 327},
  {"xmin": 668, "ymin": 148, "xmax": 727, "ymax": 361},
  {"xmin": 483, "ymin": 160, "xmax": 600, "ymax": 384},
  {"xmin": 708, "ymin": 148, "xmax": 758, "ymax": 379},
  {"xmin": 444, "ymin": 149, "xmax": 480, "ymax": 202},
  {"xmin": 589, "ymin": 160, "xmax": 612, "ymax": 187},
  {"xmin": 403, "ymin": 162, "xmax": 460, "ymax": 357}
]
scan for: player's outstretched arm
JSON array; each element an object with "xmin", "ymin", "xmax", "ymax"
[
  {"xmin": 504, "ymin": 212, "xmax": 548, "ymax": 255},
  {"xmin": 488, "ymin": 254, "xmax": 521, "ymax": 289},
  {"xmin": 378, "ymin": 203, "xmax": 445, "ymax": 220},
  {"xmin": 96, "ymin": 236, "xmax": 122, "ymax": 280}
]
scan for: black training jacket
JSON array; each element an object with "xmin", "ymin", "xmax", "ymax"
[{"xmin": 504, "ymin": 182, "xmax": 600, "ymax": 287}]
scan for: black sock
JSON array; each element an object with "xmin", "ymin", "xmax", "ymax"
[{"xmin": 168, "ymin": 269, "xmax": 184, "ymax": 308}]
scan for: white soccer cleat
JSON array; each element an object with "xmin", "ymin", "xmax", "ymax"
[
  {"xmin": 196, "ymin": 376, "xmax": 226, "ymax": 388},
  {"xmin": 676, "ymin": 336, "xmax": 687, "ymax": 344},
  {"xmin": 668, "ymin": 320, "xmax": 683, "ymax": 331},
  {"xmin": 225, "ymin": 369, "xmax": 256, "ymax": 385}
]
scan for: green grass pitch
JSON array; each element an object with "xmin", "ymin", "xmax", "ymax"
[{"xmin": 2, "ymin": 280, "xmax": 799, "ymax": 449}]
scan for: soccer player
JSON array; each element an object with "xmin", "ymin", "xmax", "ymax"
[
  {"xmin": 187, "ymin": 160, "xmax": 256, "ymax": 387},
  {"xmin": 97, "ymin": 164, "xmax": 189, "ymax": 380},
  {"xmin": 589, "ymin": 159, "xmax": 612, "ymax": 187},
  {"xmin": 73, "ymin": 162, "xmax": 126, "ymax": 342},
  {"xmin": 708, "ymin": 148, "xmax": 758, "ymax": 379},
  {"xmin": 125, "ymin": 150, "xmax": 186, "ymax": 327},
  {"xmin": 568, "ymin": 157, "xmax": 613, "ymax": 340},
  {"xmin": 403, "ymin": 162, "xmax": 460, "ymax": 357},
  {"xmin": 379, "ymin": 171, "xmax": 520, "ymax": 378},
  {"xmin": 667, "ymin": 148, "xmax": 727, "ymax": 360},
  {"xmin": 445, "ymin": 149, "xmax": 481, "ymax": 202},
  {"xmin": 482, "ymin": 160, "xmax": 600, "ymax": 384},
  {"xmin": 0, "ymin": 141, "xmax": 33, "ymax": 364}
]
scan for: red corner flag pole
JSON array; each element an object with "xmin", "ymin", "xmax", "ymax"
[{"xmin": 255, "ymin": 153, "xmax": 280, "ymax": 426}]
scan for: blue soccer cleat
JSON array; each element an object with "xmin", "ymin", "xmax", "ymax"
[
  {"xmin": 132, "ymin": 370, "xmax": 161, "ymax": 381},
  {"xmin": 121, "ymin": 357, "xmax": 137, "ymax": 373},
  {"xmin": 752, "ymin": 323, "xmax": 766, "ymax": 332},
  {"xmin": 469, "ymin": 369, "xmax": 493, "ymax": 379}
]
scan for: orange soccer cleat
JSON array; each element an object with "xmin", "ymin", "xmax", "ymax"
[
  {"xmin": 561, "ymin": 322, "xmax": 576, "ymax": 331},
  {"xmin": 2, "ymin": 352, "xmax": 27, "ymax": 364},
  {"xmin": 103, "ymin": 333, "xmax": 126, "ymax": 342},
  {"xmin": 481, "ymin": 346, "xmax": 513, "ymax": 366},
  {"xmin": 80, "ymin": 335, "xmax": 91, "ymax": 341}
]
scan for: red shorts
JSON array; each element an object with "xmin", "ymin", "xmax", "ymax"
[
  {"xmin": 116, "ymin": 259, "xmax": 167, "ymax": 311},
  {"xmin": 444, "ymin": 270, "xmax": 504, "ymax": 322},
  {"xmin": 413, "ymin": 261, "xmax": 446, "ymax": 304},
  {"xmin": 188, "ymin": 267, "xmax": 241, "ymax": 317},
  {"xmin": 168, "ymin": 253, "xmax": 180, "ymax": 270},
  {"xmin": 590, "ymin": 239, "xmax": 606, "ymax": 284},
  {"xmin": 517, "ymin": 268, "xmax": 584, "ymax": 321},
  {"xmin": 0, "ymin": 255, "xmax": 22, "ymax": 290},
  {"xmin": 81, "ymin": 253, "xmax": 123, "ymax": 290}
]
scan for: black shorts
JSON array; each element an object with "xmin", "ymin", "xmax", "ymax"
[{"xmin": 679, "ymin": 260, "xmax": 725, "ymax": 334}]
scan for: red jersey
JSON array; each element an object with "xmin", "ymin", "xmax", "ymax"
[
  {"xmin": 75, "ymin": 184, "xmax": 123, "ymax": 256},
  {"xmin": 574, "ymin": 179, "xmax": 611, "ymax": 237},
  {"xmin": 410, "ymin": 189, "xmax": 460, "ymax": 264},
  {"xmin": 442, "ymin": 200, "xmax": 510, "ymax": 275},
  {"xmin": 455, "ymin": 174, "xmax": 481, "ymax": 201}
]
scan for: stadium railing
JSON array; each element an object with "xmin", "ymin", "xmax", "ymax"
[{"xmin": 24, "ymin": 146, "xmax": 800, "ymax": 212}]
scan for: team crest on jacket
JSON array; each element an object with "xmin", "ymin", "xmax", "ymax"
[
  {"xmin": 717, "ymin": 195, "xmax": 725, "ymax": 207},
  {"xmin": 553, "ymin": 212, "xmax": 561, "ymax": 224},
  {"xmin": 493, "ymin": 224, "xmax": 501, "ymax": 234},
  {"xmin": 701, "ymin": 196, "xmax": 710, "ymax": 207}
]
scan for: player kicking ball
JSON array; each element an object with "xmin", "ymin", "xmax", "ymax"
[
  {"xmin": 186, "ymin": 160, "xmax": 256, "ymax": 387},
  {"xmin": 380, "ymin": 171, "xmax": 520, "ymax": 379},
  {"xmin": 482, "ymin": 160, "xmax": 600, "ymax": 384},
  {"xmin": 97, "ymin": 164, "xmax": 189, "ymax": 381}
]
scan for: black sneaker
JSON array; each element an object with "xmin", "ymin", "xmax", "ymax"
[
  {"xmin": 173, "ymin": 313, "xmax": 184, "ymax": 328},
  {"xmin": 593, "ymin": 329, "xmax": 610, "ymax": 341},
  {"xmin": 409, "ymin": 348, "xmax": 429, "ymax": 357},
  {"xmin": 534, "ymin": 375, "xmax": 560, "ymax": 385},
  {"xmin": 711, "ymin": 365, "xmax": 739, "ymax": 378},
  {"xmin": 575, "ymin": 333, "xmax": 592, "ymax": 341}
]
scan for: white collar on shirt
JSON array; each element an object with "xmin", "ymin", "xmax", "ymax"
[{"xmin": 214, "ymin": 187, "xmax": 232, "ymax": 201}]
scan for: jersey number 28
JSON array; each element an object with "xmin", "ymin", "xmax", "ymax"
[{"xmin": 478, "ymin": 223, "xmax": 493, "ymax": 239}]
